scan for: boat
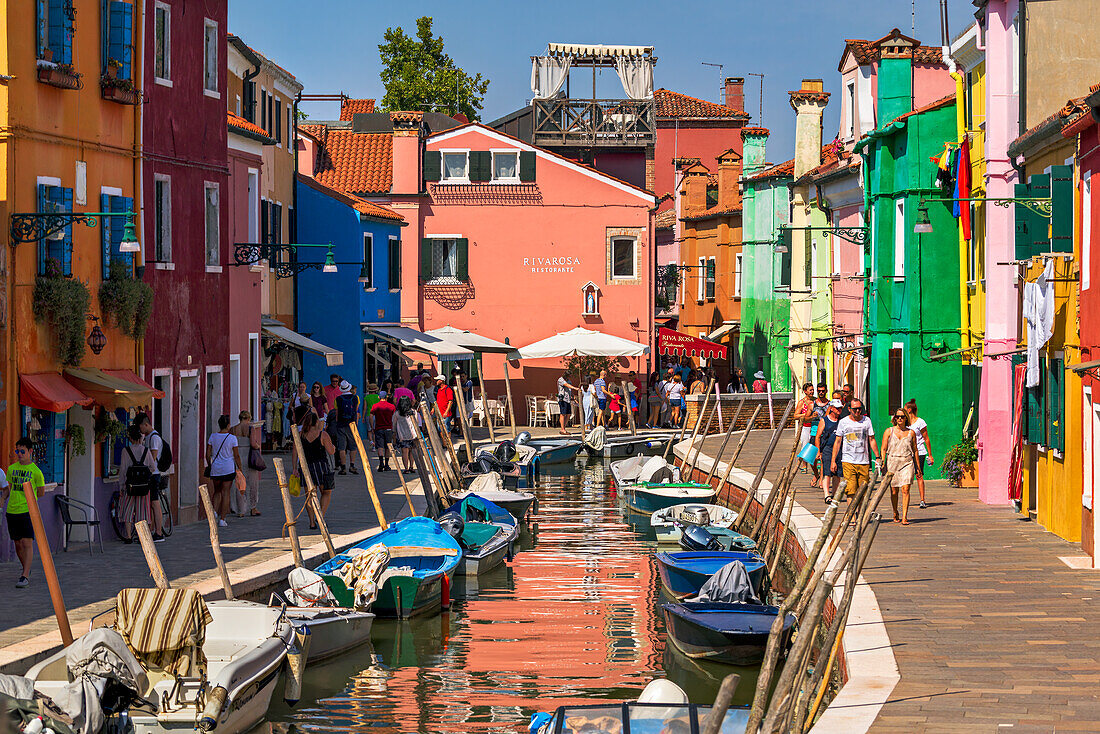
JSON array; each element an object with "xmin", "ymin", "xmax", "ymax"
[
  {"xmin": 661, "ymin": 601, "xmax": 797, "ymax": 666},
  {"xmin": 450, "ymin": 473, "xmax": 538, "ymax": 520},
  {"xmin": 610, "ymin": 454, "xmax": 681, "ymax": 486},
  {"xmin": 650, "ymin": 504, "xmax": 752, "ymax": 548},
  {"xmin": 625, "ymin": 482, "xmax": 717, "ymax": 514},
  {"xmin": 27, "ymin": 591, "xmax": 296, "ymax": 734},
  {"xmin": 461, "ymin": 439, "xmax": 538, "ymax": 486},
  {"xmin": 655, "ymin": 551, "xmax": 768, "ymax": 601},
  {"xmin": 441, "ymin": 494, "xmax": 520, "ymax": 576},
  {"xmin": 524, "ymin": 436, "xmax": 584, "ymax": 465},
  {"xmin": 586, "ymin": 429, "xmax": 677, "ymax": 458},
  {"xmin": 275, "ymin": 600, "xmax": 376, "ymax": 663},
  {"xmin": 313, "ymin": 516, "xmax": 462, "ymax": 619}
]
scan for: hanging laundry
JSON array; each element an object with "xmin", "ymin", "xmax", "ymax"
[
  {"xmin": 934, "ymin": 143, "xmax": 954, "ymax": 196},
  {"xmin": 1022, "ymin": 259, "xmax": 1055, "ymax": 389},
  {"xmin": 956, "ymin": 138, "xmax": 972, "ymax": 240}
]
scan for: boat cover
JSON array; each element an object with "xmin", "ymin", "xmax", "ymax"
[
  {"xmin": 337, "ymin": 545, "xmax": 392, "ymax": 609},
  {"xmin": 287, "ymin": 567, "xmax": 340, "ymax": 607},
  {"xmin": 446, "ymin": 495, "xmax": 517, "ymax": 526},
  {"xmin": 0, "ymin": 675, "xmax": 77, "ymax": 734},
  {"xmin": 640, "ymin": 455, "xmax": 678, "ymax": 483},
  {"xmin": 115, "ymin": 588, "xmax": 213, "ymax": 677},
  {"xmin": 50, "ymin": 627, "xmax": 149, "ymax": 734},
  {"xmin": 690, "ymin": 561, "xmax": 761, "ymax": 605},
  {"xmin": 613, "ymin": 455, "xmax": 649, "ymax": 482},
  {"xmin": 584, "ymin": 426, "xmax": 606, "ymax": 451},
  {"xmin": 469, "ymin": 472, "xmax": 504, "ymax": 493}
]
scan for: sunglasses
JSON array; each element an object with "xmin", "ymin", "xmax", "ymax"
[
  {"xmin": 14, "ymin": 448, "xmax": 28, "ymax": 455},
  {"xmin": 851, "ymin": 406, "xmax": 864, "ymax": 412}
]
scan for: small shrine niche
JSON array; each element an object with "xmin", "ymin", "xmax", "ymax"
[{"xmin": 581, "ymin": 281, "xmax": 600, "ymax": 317}]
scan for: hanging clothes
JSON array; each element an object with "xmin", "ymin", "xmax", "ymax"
[
  {"xmin": 1022, "ymin": 259, "xmax": 1055, "ymax": 388},
  {"xmin": 934, "ymin": 144, "xmax": 954, "ymax": 196},
  {"xmin": 956, "ymin": 138, "xmax": 972, "ymax": 241}
]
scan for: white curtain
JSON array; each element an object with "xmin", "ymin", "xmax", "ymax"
[
  {"xmin": 857, "ymin": 65, "xmax": 876, "ymax": 134},
  {"xmin": 531, "ymin": 56, "xmax": 571, "ymax": 100},
  {"xmin": 615, "ymin": 57, "xmax": 653, "ymax": 101}
]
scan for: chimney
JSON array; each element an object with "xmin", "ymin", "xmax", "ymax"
[
  {"xmin": 717, "ymin": 150, "xmax": 743, "ymax": 210},
  {"xmin": 679, "ymin": 163, "xmax": 710, "ymax": 215},
  {"xmin": 740, "ymin": 127, "xmax": 770, "ymax": 175},
  {"xmin": 789, "ymin": 79, "xmax": 830, "ymax": 180},
  {"xmin": 389, "ymin": 111, "xmax": 423, "ymax": 195},
  {"xmin": 724, "ymin": 77, "xmax": 745, "ymax": 112},
  {"xmin": 296, "ymin": 133, "xmax": 316, "ymax": 177}
]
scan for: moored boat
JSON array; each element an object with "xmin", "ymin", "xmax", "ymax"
[
  {"xmin": 449, "ymin": 479, "xmax": 537, "ymax": 521},
  {"xmin": 441, "ymin": 494, "xmax": 520, "ymax": 576},
  {"xmin": 655, "ymin": 551, "xmax": 768, "ymax": 601},
  {"xmin": 524, "ymin": 436, "xmax": 584, "ymax": 464},
  {"xmin": 661, "ymin": 601, "xmax": 797, "ymax": 666},
  {"xmin": 610, "ymin": 454, "xmax": 680, "ymax": 486},
  {"xmin": 625, "ymin": 482, "xmax": 717, "ymax": 514},
  {"xmin": 650, "ymin": 503, "xmax": 738, "ymax": 543},
  {"xmin": 279, "ymin": 604, "xmax": 376, "ymax": 663}
]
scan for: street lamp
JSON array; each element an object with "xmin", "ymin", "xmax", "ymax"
[
  {"xmin": 358, "ymin": 263, "xmax": 370, "ymax": 283},
  {"xmin": 913, "ymin": 203, "xmax": 933, "ymax": 234},
  {"xmin": 118, "ymin": 218, "xmax": 141, "ymax": 253},
  {"xmin": 86, "ymin": 316, "xmax": 107, "ymax": 355},
  {"xmin": 322, "ymin": 248, "xmax": 337, "ymax": 273}
]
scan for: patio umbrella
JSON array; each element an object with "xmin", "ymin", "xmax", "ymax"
[{"xmin": 514, "ymin": 327, "xmax": 650, "ymax": 358}]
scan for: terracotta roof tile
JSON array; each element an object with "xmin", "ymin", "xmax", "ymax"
[
  {"xmin": 745, "ymin": 158, "xmax": 795, "ymax": 181},
  {"xmin": 389, "ymin": 111, "xmax": 424, "ymax": 123},
  {"xmin": 840, "ymin": 36, "xmax": 946, "ymax": 70},
  {"xmin": 655, "ymin": 89, "xmax": 749, "ymax": 119},
  {"xmin": 681, "ymin": 204, "xmax": 743, "ymax": 222},
  {"xmin": 297, "ymin": 173, "xmax": 404, "ymax": 223},
  {"xmin": 1010, "ymin": 97, "xmax": 1089, "ymax": 156},
  {"xmin": 311, "ymin": 128, "xmax": 393, "ymax": 195},
  {"xmin": 742, "ymin": 127, "xmax": 770, "ymax": 137},
  {"xmin": 339, "ymin": 98, "xmax": 376, "ymax": 121},
  {"xmin": 352, "ymin": 199, "xmax": 404, "ymax": 222},
  {"xmin": 227, "ymin": 111, "xmax": 274, "ymax": 143},
  {"xmin": 655, "ymin": 208, "xmax": 677, "ymax": 230}
]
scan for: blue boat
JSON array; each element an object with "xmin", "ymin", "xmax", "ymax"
[
  {"xmin": 442, "ymin": 495, "xmax": 520, "ymax": 577},
  {"xmin": 655, "ymin": 551, "xmax": 768, "ymax": 601},
  {"xmin": 314, "ymin": 517, "xmax": 461, "ymax": 619},
  {"xmin": 661, "ymin": 601, "xmax": 797, "ymax": 666}
]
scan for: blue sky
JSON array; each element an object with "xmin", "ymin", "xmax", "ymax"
[{"xmin": 228, "ymin": 0, "xmax": 975, "ymax": 160}]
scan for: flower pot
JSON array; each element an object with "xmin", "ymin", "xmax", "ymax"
[
  {"xmin": 958, "ymin": 462, "xmax": 979, "ymax": 488},
  {"xmin": 101, "ymin": 83, "xmax": 141, "ymax": 105},
  {"xmin": 37, "ymin": 65, "xmax": 82, "ymax": 90}
]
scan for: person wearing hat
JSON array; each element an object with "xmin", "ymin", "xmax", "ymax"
[
  {"xmin": 334, "ymin": 379, "xmax": 361, "ymax": 475},
  {"xmin": 434, "ymin": 374, "xmax": 455, "ymax": 434},
  {"xmin": 815, "ymin": 399, "xmax": 844, "ymax": 502},
  {"xmin": 752, "ymin": 371, "xmax": 769, "ymax": 393}
]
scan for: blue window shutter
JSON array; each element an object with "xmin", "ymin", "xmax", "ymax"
[
  {"xmin": 60, "ymin": 187, "xmax": 73, "ymax": 276},
  {"xmin": 36, "ymin": 0, "xmax": 47, "ymax": 58},
  {"xmin": 47, "ymin": 0, "xmax": 71, "ymax": 64},
  {"xmin": 108, "ymin": 2, "xmax": 133, "ymax": 79},
  {"xmin": 101, "ymin": 193, "xmax": 113, "ymax": 279},
  {"xmin": 37, "ymin": 184, "xmax": 50, "ymax": 275}
]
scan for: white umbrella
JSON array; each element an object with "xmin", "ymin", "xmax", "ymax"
[
  {"xmin": 514, "ymin": 327, "xmax": 650, "ymax": 359},
  {"xmin": 424, "ymin": 325, "xmax": 514, "ymax": 354}
]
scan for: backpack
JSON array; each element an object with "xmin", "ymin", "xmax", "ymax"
[
  {"xmin": 397, "ymin": 395, "xmax": 415, "ymax": 417},
  {"xmin": 124, "ymin": 446, "xmax": 153, "ymax": 496},
  {"xmin": 151, "ymin": 430, "xmax": 173, "ymax": 473},
  {"xmin": 336, "ymin": 393, "xmax": 358, "ymax": 424}
]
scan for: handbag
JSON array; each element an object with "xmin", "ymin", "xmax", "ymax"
[
  {"xmin": 234, "ymin": 469, "xmax": 247, "ymax": 494},
  {"xmin": 248, "ymin": 447, "xmax": 267, "ymax": 471},
  {"xmin": 206, "ymin": 433, "xmax": 230, "ymax": 478},
  {"xmin": 288, "ymin": 474, "xmax": 302, "ymax": 497}
]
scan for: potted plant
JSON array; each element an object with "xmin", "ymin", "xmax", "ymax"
[
  {"xmin": 100, "ymin": 69, "xmax": 142, "ymax": 105},
  {"xmin": 63, "ymin": 424, "xmax": 87, "ymax": 457},
  {"xmin": 94, "ymin": 410, "xmax": 125, "ymax": 446},
  {"xmin": 942, "ymin": 437, "xmax": 979, "ymax": 488},
  {"xmin": 32, "ymin": 259, "xmax": 91, "ymax": 366}
]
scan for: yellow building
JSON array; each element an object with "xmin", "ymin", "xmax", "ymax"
[{"xmin": 1, "ymin": 0, "xmax": 154, "ymax": 538}]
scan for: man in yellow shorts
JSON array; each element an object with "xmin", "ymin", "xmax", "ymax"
[{"xmin": 830, "ymin": 400, "xmax": 880, "ymax": 499}]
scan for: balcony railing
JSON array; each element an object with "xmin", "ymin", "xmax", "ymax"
[{"xmin": 532, "ymin": 98, "xmax": 655, "ymax": 147}]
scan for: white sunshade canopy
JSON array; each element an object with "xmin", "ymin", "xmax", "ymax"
[
  {"xmin": 547, "ymin": 43, "xmax": 654, "ymax": 58},
  {"xmin": 706, "ymin": 322, "xmax": 740, "ymax": 342},
  {"xmin": 424, "ymin": 325, "xmax": 514, "ymax": 354},
  {"xmin": 365, "ymin": 325, "xmax": 474, "ymax": 360},
  {"xmin": 515, "ymin": 327, "xmax": 650, "ymax": 359},
  {"xmin": 261, "ymin": 318, "xmax": 344, "ymax": 367}
]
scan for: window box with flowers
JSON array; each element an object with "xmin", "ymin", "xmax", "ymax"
[
  {"xmin": 100, "ymin": 63, "xmax": 142, "ymax": 105},
  {"xmin": 37, "ymin": 59, "xmax": 82, "ymax": 90}
]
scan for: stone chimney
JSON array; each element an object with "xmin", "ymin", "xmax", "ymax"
[
  {"xmin": 716, "ymin": 150, "xmax": 743, "ymax": 210},
  {"xmin": 789, "ymin": 79, "xmax": 830, "ymax": 180},
  {"xmin": 725, "ymin": 77, "xmax": 745, "ymax": 112},
  {"xmin": 740, "ymin": 127, "xmax": 769, "ymax": 176},
  {"xmin": 679, "ymin": 163, "xmax": 710, "ymax": 214},
  {"xmin": 389, "ymin": 111, "xmax": 423, "ymax": 195}
]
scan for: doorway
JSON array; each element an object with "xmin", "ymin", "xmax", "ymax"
[
  {"xmin": 888, "ymin": 345, "xmax": 904, "ymax": 415},
  {"xmin": 206, "ymin": 368, "xmax": 223, "ymax": 435},
  {"xmin": 229, "ymin": 356, "xmax": 241, "ymax": 421},
  {"xmin": 178, "ymin": 374, "xmax": 200, "ymax": 509},
  {"xmin": 65, "ymin": 407, "xmax": 95, "ymax": 543}
]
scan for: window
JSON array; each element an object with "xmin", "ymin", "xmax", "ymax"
[
  {"xmin": 388, "ymin": 236, "xmax": 401, "ymax": 290},
  {"xmin": 154, "ymin": 175, "xmax": 171, "ymax": 262},
  {"xmin": 202, "ymin": 19, "xmax": 218, "ymax": 94},
  {"xmin": 243, "ymin": 80, "xmax": 256, "ymax": 122},
  {"xmin": 23, "ymin": 408, "xmax": 65, "ymax": 485},
  {"xmin": 35, "ymin": 0, "xmax": 73, "ymax": 64},
  {"xmin": 442, "ymin": 152, "xmax": 469, "ymax": 181},
  {"xmin": 287, "ymin": 107, "xmax": 293, "ymax": 149},
  {"xmin": 1084, "ymin": 172, "xmax": 1093, "ymax": 291},
  {"xmin": 611, "ymin": 237, "xmax": 636, "ymax": 279},
  {"xmin": 420, "ymin": 237, "xmax": 468, "ymax": 282},
  {"xmin": 843, "ymin": 80, "xmax": 855, "ymax": 139},
  {"xmin": 155, "ymin": 2, "xmax": 169, "ymax": 80},
  {"xmin": 275, "ymin": 99, "xmax": 282, "ymax": 144},
  {"xmin": 888, "ymin": 345, "xmax": 903, "ymax": 416},
  {"xmin": 361, "ymin": 233, "xmax": 374, "ymax": 288},
  {"xmin": 100, "ymin": 191, "xmax": 134, "ymax": 279},
  {"xmin": 492, "ymin": 151, "xmax": 519, "ymax": 181},
  {"xmin": 37, "ymin": 183, "xmax": 73, "ymax": 276},
  {"xmin": 831, "ymin": 219, "xmax": 842, "ymax": 275},
  {"xmin": 204, "ymin": 182, "xmax": 220, "ymax": 266},
  {"xmin": 734, "ymin": 253, "xmax": 743, "ymax": 297},
  {"xmin": 247, "ymin": 169, "xmax": 259, "ymax": 243},
  {"xmin": 696, "ymin": 257, "xmax": 705, "ymax": 301},
  {"xmin": 267, "ymin": 95, "xmax": 274, "ymax": 136},
  {"xmin": 235, "ymin": 96, "xmax": 240, "ymax": 116},
  {"xmin": 106, "ymin": 1, "xmax": 135, "ymax": 80},
  {"xmin": 432, "ymin": 239, "xmax": 457, "ymax": 279},
  {"xmin": 260, "ymin": 89, "xmax": 268, "ymax": 132},
  {"xmin": 705, "ymin": 257, "xmax": 716, "ymax": 301},
  {"xmin": 894, "ymin": 198, "xmax": 905, "ymax": 278}
]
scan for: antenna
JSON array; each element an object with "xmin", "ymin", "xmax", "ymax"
[
  {"xmin": 746, "ymin": 72, "xmax": 764, "ymax": 125},
  {"xmin": 701, "ymin": 62, "xmax": 723, "ymax": 103}
]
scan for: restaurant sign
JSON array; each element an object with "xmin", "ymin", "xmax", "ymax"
[{"xmin": 524, "ymin": 256, "xmax": 581, "ymax": 273}]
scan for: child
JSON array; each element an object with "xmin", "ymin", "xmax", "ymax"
[
  {"xmin": 4, "ymin": 438, "xmax": 45, "ymax": 588},
  {"xmin": 607, "ymin": 387, "xmax": 623, "ymax": 430}
]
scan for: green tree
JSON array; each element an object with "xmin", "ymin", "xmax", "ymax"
[{"xmin": 378, "ymin": 16, "xmax": 490, "ymax": 121}]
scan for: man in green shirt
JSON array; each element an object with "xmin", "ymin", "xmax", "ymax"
[{"xmin": 5, "ymin": 437, "xmax": 46, "ymax": 588}]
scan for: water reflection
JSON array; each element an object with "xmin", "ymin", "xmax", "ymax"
[{"xmin": 268, "ymin": 456, "xmax": 757, "ymax": 733}]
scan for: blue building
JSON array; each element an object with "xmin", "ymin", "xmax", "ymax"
[{"xmin": 295, "ymin": 174, "xmax": 406, "ymax": 391}]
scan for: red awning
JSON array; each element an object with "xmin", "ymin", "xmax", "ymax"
[
  {"xmin": 657, "ymin": 327, "xmax": 727, "ymax": 360},
  {"xmin": 20, "ymin": 372, "xmax": 94, "ymax": 413},
  {"xmin": 64, "ymin": 368, "xmax": 164, "ymax": 410}
]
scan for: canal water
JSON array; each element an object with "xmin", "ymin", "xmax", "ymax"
[{"xmin": 267, "ymin": 457, "xmax": 764, "ymax": 733}]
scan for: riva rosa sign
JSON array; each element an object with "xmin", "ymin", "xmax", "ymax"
[{"xmin": 523, "ymin": 256, "xmax": 581, "ymax": 273}]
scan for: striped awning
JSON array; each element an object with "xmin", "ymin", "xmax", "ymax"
[
  {"xmin": 547, "ymin": 43, "xmax": 654, "ymax": 57},
  {"xmin": 657, "ymin": 327, "xmax": 727, "ymax": 360}
]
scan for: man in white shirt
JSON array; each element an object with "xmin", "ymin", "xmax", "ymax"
[
  {"xmin": 136, "ymin": 413, "xmax": 166, "ymax": 542},
  {"xmin": 830, "ymin": 399, "xmax": 881, "ymax": 500},
  {"xmin": 905, "ymin": 400, "xmax": 934, "ymax": 509}
]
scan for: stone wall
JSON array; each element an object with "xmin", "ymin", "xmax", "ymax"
[{"xmin": 684, "ymin": 392, "xmax": 797, "ymax": 433}]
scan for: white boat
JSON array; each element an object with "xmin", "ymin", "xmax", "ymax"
[
  {"xmin": 451, "ymin": 472, "xmax": 537, "ymax": 520},
  {"xmin": 625, "ymin": 483, "xmax": 718, "ymax": 514},
  {"xmin": 442, "ymin": 495, "xmax": 521, "ymax": 576},
  {"xmin": 283, "ymin": 606, "xmax": 375, "ymax": 663},
  {"xmin": 27, "ymin": 593, "xmax": 295, "ymax": 734},
  {"xmin": 650, "ymin": 503, "xmax": 739, "ymax": 543},
  {"xmin": 610, "ymin": 454, "xmax": 681, "ymax": 486}
]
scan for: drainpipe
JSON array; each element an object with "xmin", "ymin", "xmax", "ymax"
[
  {"xmin": 1018, "ymin": 0, "xmax": 1027, "ymax": 138},
  {"xmin": 292, "ymin": 92, "xmax": 300, "ymax": 335},
  {"xmin": 134, "ymin": 0, "xmax": 146, "ymax": 375},
  {"xmin": 944, "ymin": 43, "xmax": 971, "ymax": 360}
]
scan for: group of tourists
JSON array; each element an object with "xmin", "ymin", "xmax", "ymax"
[
  {"xmin": 794, "ymin": 383, "xmax": 933, "ymax": 525},
  {"xmin": 555, "ymin": 369, "xmax": 643, "ymax": 434}
]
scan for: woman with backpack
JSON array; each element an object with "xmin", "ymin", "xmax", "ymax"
[
  {"xmin": 291, "ymin": 411, "xmax": 336, "ymax": 529},
  {"xmin": 206, "ymin": 415, "xmax": 243, "ymax": 528},
  {"xmin": 119, "ymin": 424, "xmax": 158, "ymax": 542},
  {"xmin": 394, "ymin": 395, "xmax": 418, "ymax": 474}
]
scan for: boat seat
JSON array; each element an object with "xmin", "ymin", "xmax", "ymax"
[
  {"xmin": 320, "ymin": 575, "xmax": 356, "ymax": 608},
  {"xmin": 460, "ymin": 523, "xmax": 500, "ymax": 550}
]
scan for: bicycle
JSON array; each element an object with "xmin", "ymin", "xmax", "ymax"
[{"xmin": 109, "ymin": 481, "xmax": 173, "ymax": 542}]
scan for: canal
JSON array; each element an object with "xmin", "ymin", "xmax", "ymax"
[{"xmin": 268, "ymin": 457, "xmax": 766, "ymax": 733}]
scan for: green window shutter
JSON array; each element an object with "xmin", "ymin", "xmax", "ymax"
[
  {"xmin": 456, "ymin": 238, "xmax": 469, "ymax": 281},
  {"xmin": 1050, "ymin": 165, "xmax": 1073, "ymax": 253},
  {"xmin": 1026, "ymin": 359, "xmax": 1045, "ymax": 445},
  {"xmin": 519, "ymin": 150, "xmax": 536, "ymax": 182},
  {"xmin": 778, "ymin": 230, "xmax": 792, "ymax": 288},
  {"xmin": 420, "ymin": 238, "xmax": 433, "ymax": 280},
  {"xmin": 1029, "ymin": 173, "xmax": 1052, "ymax": 254},
  {"xmin": 101, "ymin": 193, "xmax": 113, "ymax": 280},
  {"xmin": 388, "ymin": 238, "xmax": 401, "ymax": 290},
  {"xmin": 423, "ymin": 151, "xmax": 442, "ymax": 182},
  {"xmin": 1048, "ymin": 356, "xmax": 1065, "ymax": 452},
  {"xmin": 469, "ymin": 151, "xmax": 490, "ymax": 182},
  {"xmin": 1014, "ymin": 182, "xmax": 1037, "ymax": 260},
  {"xmin": 705, "ymin": 259, "xmax": 715, "ymax": 300}
]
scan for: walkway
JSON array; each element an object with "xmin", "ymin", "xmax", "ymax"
[{"xmin": 695, "ymin": 429, "xmax": 1100, "ymax": 733}]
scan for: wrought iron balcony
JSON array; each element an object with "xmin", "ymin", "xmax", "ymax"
[{"xmin": 532, "ymin": 98, "xmax": 655, "ymax": 147}]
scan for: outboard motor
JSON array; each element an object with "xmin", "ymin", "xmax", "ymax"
[
  {"xmin": 680, "ymin": 524, "xmax": 723, "ymax": 552},
  {"xmin": 438, "ymin": 512, "xmax": 466, "ymax": 543},
  {"xmin": 515, "ymin": 431, "xmax": 532, "ymax": 446},
  {"xmin": 494, "ymin": 440, "xmax": 517, "ymax": 463}
]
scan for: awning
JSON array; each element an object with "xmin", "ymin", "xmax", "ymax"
[
  {"xmin": 1069, "ymin": 359, "xmax": 1100, "ymax": 374},
  {"xmin": 547, "ymin": 43, "xmax": 653, "ymax": 57},
  {"xmin": 64, "ymin": 368, "xmax": 164, "ymax": 410},
  {"xmin": 20, "ymin": 372, "xmax": 93, "ymax": 413},
  {"xmin": 657, "ymin": 328, "xmax": 727, "ymax": 360},
  {"xmin": 705, "ymin": 322, "xmax": 739, "ymax": 343},
  {"xmin": 365, "ymin": 325, "xmax": 474, "ymax": 360},
  {"xmin": 424, "ymin": 325, "xmax": 514, "ymax": 354},
  {"xmin": 262, "ymin": 318, "xmax": 344, "ymax": 367}
]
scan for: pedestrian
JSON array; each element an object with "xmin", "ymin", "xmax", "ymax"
[
  {"xmin": 667, "ymin": 374, "xmax": 685, "ymax": 426},
  {"xmin": 434, "ymin": 374, "xmax": 455, "ymax": 434},
  {"xmin": 582, "ymin": 379, "xmax": 596, "ymax": 429},
  {"xmin": 334, "ymin": 380, "xmax": 361, "ymax": 475},
  {"xmin": 839, "ymin": 383, "xmax": 854, "ymax": 419},
  {"xmin": 394, "ymin": 395, "xmax": 419, "ymax": 473},
  {"xmin": 4, "ymin": 438, "xmax": 43, "ymax": 587},
  {"xmin": 230, "ymin": 411, "xmax": 262, "ymax": 517},
  {"xmin": 882, "ymin": 409, "xmax": 919, "ymax": 524},
  {"xmin": 752, "ymin": 371, "xmax": 769, "ymax": 393},
  {"xmin": 794, "ymin": 383, "xmax": 821, "ymax": 487},
  {"xmin": 815, "ymin": 399, "xmax": 843, "ymax": 502},
  {"xmin": 291, "ymin": 381, "xmax": 311, "ymax": 426},
  {"xmin": 370, "ymin": 393, "xmax": 397, "ymax": 472},
  {"xmin": 134, "ymin": 413, "xmax": 168, "ymax": 539},
  {"xmin": 557, "ymin": 371, "xmax": 579, "ymax": 434},
  {"xmin": 205, "ymin": 415, "xmax": 243, "ymax": 527},
  {"xmin": 310, "ymin": 382, "xmax": 328, "ymax": 423},
  {"xmin": 689, "ymin": 370, "xmax": 706, "ymax": 395},
  {"xmin": 379, "ymin": 379, "xmax": 394, "ymax": 402},
  {"xmin": 593, "ymin": 370, "xmax": 609, "ymax": 426},
  {"xmin": 291, "ymin": 411, "xmax": 335, "ymax": 529},
  {"xmin": 392, "ymin": 377, "xmax": 414, "ymax": 408},
  {"xmin": 118, "ymin": 424, "xmax": 158, "ymax": 543},
  {"xmin": 627, "ymin": 371, "xmax": 641, "ymax": 425},
  {"xmin": 830, "ymin": 399, "xmax": 880, "ymax": 501},
  {"xmin": 363, "ymin": 382, "xmax": 381, "ymax": 418},
  {"xmin": 324, "ymin": 374, "xmax": 344, "ymax": 411},
  {"xmin": 607, "ymin": 385, "xmax": 623, "ymax": 430},
  {"xmin": 905, "ymin": 399, "xmax": 934, "ymax": 509}
]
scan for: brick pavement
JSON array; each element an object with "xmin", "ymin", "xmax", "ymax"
[{"xmin": 697, "ymin": 430, "xmax": 1100, "ymax": 733}]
